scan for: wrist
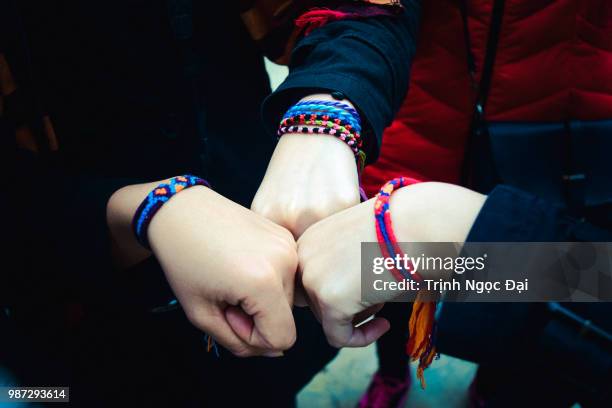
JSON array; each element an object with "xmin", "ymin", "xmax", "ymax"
[
  {"xmin": 107, "ymin": 182, "xmax": 163, "ymax": 268},
  {"xmin": 391, "ymin": 182, "xmax": 486, "ymax": 243},
  {"xmin": 131, "ymin": 176, "xmax": 210, "ymax": 249},
  {"xmin": 278, "ymin": 93, "xmax": 365, "ymax": 169},
  {"xmin": 147, "ymin": 185, "xmax": 215, "ymax": 248},
  {"xmin": 275, "ymin": 132, "xmax": 356, "ymax": 166},
  {"xmin": 107, "ymin": 176, "xmax": 212, "ymax": 268},
  {"xmin": 276, "ymin": 133, "xmax": 360, "ymax": 200}
]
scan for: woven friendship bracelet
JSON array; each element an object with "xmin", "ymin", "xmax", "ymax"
[
  {"xmin": 279, "ymin": 98, "xmax": 365, "ymax": 172},
  {"xmin": 284, "ymin": 101, "xmax": 360, "ymax": 120},
  {"xmin": 285, "ymin": 104, "xmax": 359, "ymax": 121},
  {"xmin": 278, "ymin": 115, "xmax": 363, "ymax": 155},
  {"xmin": 373, "ymin": 177, "xmax": 438, "ymax": 389},
  {"xmin": 282, "ymin": 99, "xmax": 362, "ymax": 132},
  {"xmin": 283, "ymin": 117, "xmax": 360, "ymax": 136},
  {"xmin": 278, "ymin": 126, "xmax": 361, "ymax": 152},
  {"xmin": 373, "ymin": 177, "xmax": 423, "ymax": 282},
  {"xmin": 132, "ymin": 175, "xmax": 210, "ymax": 250},
  {"xmin": 278, "ymin": 125, "xmax": 361, "ymax": 149},
  {"xmin": 283, "ymin": 106, "xmax": 361, "ymax": 132},
  {"xmin": 278, "ymin": 127, "xmax": 361, "ymax": 156},
  {"xmin": 290, "ymin": 100, "xmax": 360, "ymax": 118},
  {"xmin": 285, "ymin": 102, "xmax": 358, "ymax": 116},
  {"xmin": 280, "ymin": 114, "xmax": 361, "ymax": 137}
]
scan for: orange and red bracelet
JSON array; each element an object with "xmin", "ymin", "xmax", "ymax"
[{"xmin": 373, "ymin": 177, "xmax": 438, "ymax": 389}]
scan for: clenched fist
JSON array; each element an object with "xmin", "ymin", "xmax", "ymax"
[
  {"xmin": 108, "ymin": 183, "xmax": 298, "ymax": 357},
  {"xmin": 297, "ymin": 182, "xmax": 486, "ymax": 348},
  {"xmin": 252, "ymin": 94, "xmax": 361, "ymax": 238}
]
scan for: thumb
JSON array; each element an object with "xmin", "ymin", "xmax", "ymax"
[
  {"xmin": 224, "ymin": 306, "xmax": 283, "ymax": 357},
  {"xmin": 322, "ymin": 311, "xmax": 390, "ymax": 348},
  {"xmin": 226, "ymin": 286, "xmax": 297, "ymax": 352}
]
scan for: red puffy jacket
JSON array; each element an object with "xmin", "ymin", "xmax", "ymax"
[{"xmin": 362, "ymin": 0, "xmax": 612, "ymax": 196}]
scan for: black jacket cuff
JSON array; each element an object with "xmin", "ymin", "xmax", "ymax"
[{"xmin": 262, "ymin": 0, "xmax": 421, "ymax": 163}]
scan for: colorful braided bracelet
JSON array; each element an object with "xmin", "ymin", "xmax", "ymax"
[
  {"xmin": 284, "ymin": 102, "xmax": 359, "ymax": 118},
  {"xmin": 278, "ymin": 126, "xmax": 361, "ymax": 152},
  {"xmin": 278, "ymin": 123, "xmax": 367, "ymax": 170},
  {"xmin": 279, "ymin": 98, "xmax": 366, "ymax": 171},
  {"xmin": 278, "ymin": 124, "xmax": 361, "ymax": 151},
  {"xmin": 280, "ymin": 114, "xmax": 361, "ymax": 138},
  {"xmin": 374, "ymin": 177, "xmax": 423, "ymax": 282},
  {"xmin": 284, "ymin": 101, "xmax": 360, "ymax": 122},
  {"xmin": 278, "ymin": 116, "xmax": 363, "ymax": 154},
  {"xmin": 373, "ymin": 177, "xmax": 438, "ymax": 389},
  {"xmin": 289, "ymin": 100, "xmax": 360, "ymax": 118},
  {"xmin": 281, "ymin": 99, "xmax": 362, "ymax": 134},
  {"xmin": 132, "ymin": 175, "xmax": 210, "ymax": 250},
  {"xmin": 284, "ymin": 106, "xmax": 361, "ymax": 132}
]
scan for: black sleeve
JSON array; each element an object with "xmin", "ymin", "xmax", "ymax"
[
  {"xmin": 466, "ymin": 185, "xmax": 612, "ymax": 243},
  {"xmin": 435, "ymin": 185, "xmax": 611, "ymax": 364},
  {"xmin": 261, "ymin": 0, "xmax": 421, "ymax": 162}
]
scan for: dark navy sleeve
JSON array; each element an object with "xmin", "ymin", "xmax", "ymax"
[
  {"xmin": 261, "ymin": 0, "xmax": 421, "ymax": 162},
  {"xmin": 466, "ymin": 185, "xmax": 611, "ymax": 243},
  {"xmin": 436, "ymin": 185, "xmax": 611, "ymax": 364}
]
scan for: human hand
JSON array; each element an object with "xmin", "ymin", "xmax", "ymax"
[
  {"xmin": 297, "ymin": 182, "xmax": 485, "ymax": 348},
  {"xmin": 146, "ymin": 186, "xmax": 298, "ymax": 357},
  {"xmin": 252, "ymin": 95, "xmax": 360, "ymax": 238}
]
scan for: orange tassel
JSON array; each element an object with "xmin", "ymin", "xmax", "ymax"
[
  {"xmin": 207, "ymin": 335, "xmax": 214, "ymax": 352},
  {"xmin": 406, "ymin": 292, "xmax": 437, "ymax": 389}
]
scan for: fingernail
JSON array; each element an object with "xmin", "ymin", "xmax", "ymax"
[{"xmin": 263, "ymin": 351, "xmax": 284, "ymax": 358}]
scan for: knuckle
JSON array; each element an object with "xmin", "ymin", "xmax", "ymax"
[
  {"xmin": 295, "ymin": 206, "xmax": 325, "ymax": 228},
  {"xmin": 300, "ymin": 268, "xmax": 318, "ymax": 292},
  {"xmin": 283, "ymin": 247, "xmax": 299, "ymax": 271},
  {"xmin": 248, "ymin": 268, "xmax": 278, "ymax": 292},
  {"xmin": 335, "ymin": 193, "xmax": 360, "ymax": 210},
  {"xmin": 230, "ymin": 345, "xmax": 255, "ymax": 358},
  {"xmin": 325, "ymin": 334, "xmax": 345, "ymax": 349},
  {"xmin": 272, "ymin": 329, "xmax": 297, "ymax": 350},
  {"xmin": 253, "ymin": 199, "xmax": 288, "ymax": 222},
  {"xmin": 296, "ymin": 234, "xmax": 316, "ymax": 262},
  {"xmin": 318, "ymin": 285, "xmax": 344, "ymax": 309},
  {"xmin": 250, "ymin": 196, "xmax": 269, "ymax": 214},
  {"xmin": 277, "ymin": 226, "xmax": 298, "ymax": 247}
]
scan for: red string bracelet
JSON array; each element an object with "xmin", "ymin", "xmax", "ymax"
[
  {"xmin": 374, "ymin": 177, "xmax": 423, "ymax": 282},
  {"xmin": 373, "ymin": 177, "xmax": 438, "ymax": 389}
]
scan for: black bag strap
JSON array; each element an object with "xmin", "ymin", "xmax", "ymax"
[
  {"xmin": 460, "ymin": 0, "xmax": 505, "ymax": 185},
  {"xmin": 473, "ymin": 0, "xmax": 505, "ymax": 122}
]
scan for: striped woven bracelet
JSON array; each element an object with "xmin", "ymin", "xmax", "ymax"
[
  {"xmin": 278, "ymin": 125, "xmax": 361, "ymax": 152},
  {"xmin": 278, "ymin": 115, "xmax": 362, "ymax": 153},
  {"xmin": 374, "ymin": 177, "xmax": 423, "ymax": 282},
  {"xmin": 280, "ymin": 114, "xmax": 361, "ymax": 138},
  {"xmin": 284, "ymin": 102, "xmax": 360, "ymax": 124},
  {"xmin": 279, "ymin": 98, "xmax": 365, "ymax": 171},
  {"xmin": 132, "ymin": 175, "xmax": 210, "ymax": 250},
  {"xmin": 289, "ymin": 100, "xmax": 360, "ymax": 118},
  {"xmin": 283, "ymin": 106, "xmax": 361, "ymax": 132},
  {"xmin": 278, "ymin": 117, "xmax": 362, "ymax": 149},
  {"xmin": 277, "ymin": 123, "xmax": 366, "ymax": 171},
  {"xmin": 373, "ymin": 176, "xmax": 438, "ymax": 389}
]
